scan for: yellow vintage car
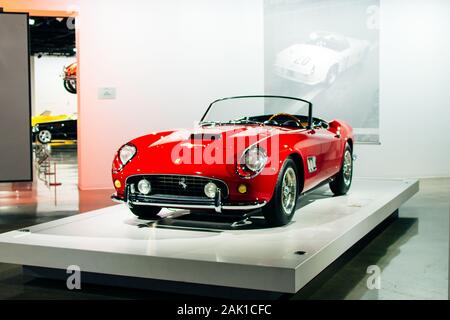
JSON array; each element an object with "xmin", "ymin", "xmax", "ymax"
[
  {"xmin": 31, "ymin": 111, "xmax": 70, "ymax": 127},
  {"xmin": 32, "ymin": 112, "xmax": 77, "ymax": 146}
]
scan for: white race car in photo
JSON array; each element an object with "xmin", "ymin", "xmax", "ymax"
[{"xmin": 274, "ymin": 31, "xmax": 370, "ymax": 86}]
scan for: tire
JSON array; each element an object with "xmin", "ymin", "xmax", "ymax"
[
  {"xmin": 64, "ymin": 80, "xmax": 77, "ymax": 94},
  {"xmin": 325, "ymin": 65, "xmax": 338, "ymax": 86},
  {"xmin": 330, "ymin": 143, "xmax": 353, "ymax": 196},
  {"xmin": 262, "ymin": 158, "xmax": 299, "ymax": 227},
  {"xmin": 129, "ymin": 204, "xmax": 162, "ymax": 220},
  {"xmin": 37, "ymin": 130, "xmax": 52, "ymax": 144}
]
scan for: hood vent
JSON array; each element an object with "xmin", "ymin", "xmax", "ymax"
[{"xmin": 190, "ymin": 133, "xmax": 221, "ymax": 141}]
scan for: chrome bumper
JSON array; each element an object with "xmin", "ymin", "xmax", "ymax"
[{"xmin": 111, "ymin": 193, "xmax": 267, "ymax": 213}]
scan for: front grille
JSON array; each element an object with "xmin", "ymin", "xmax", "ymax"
[{"xmin": 126, "ymin": 175, "xmax": 228, "ymax": 198}]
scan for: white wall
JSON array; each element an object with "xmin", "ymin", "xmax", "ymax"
[
  {"xmin": 32, "ymin": 56, "xmax": 77, "ymax": 116},
  {"xmin": 354, "ymin": 0, "xmax": 450, "ymax": 178},
  {"xmin": 0, "ymin": 0, "xmax": 264, "ymax": 189},
  {"xmin": 2, "ymin": 0, "xmax": 448, "ymax": 185},
  {"xmin": 77, "ymin": 0, "xmax": 264, "ymax": 189}
]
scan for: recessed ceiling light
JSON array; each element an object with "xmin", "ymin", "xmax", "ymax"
[{"xmin": 29, "ymin": 18, "xmax": 35, "ymax": 26}]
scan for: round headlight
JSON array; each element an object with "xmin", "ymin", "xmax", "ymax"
[
  {"xmin": 204, "ymin": 182, "xmax": 217, "ymax": 199},
  {"xmin": 137, "ymin": 179, "xmax": 151, "ymax": 195},
  {"xmin": 244, "ymin": 146, "xmax": 267, "ymax": 173},
  {"xmin": 119, "ymin": 144, "xmax": 137, "ymax": 166}
]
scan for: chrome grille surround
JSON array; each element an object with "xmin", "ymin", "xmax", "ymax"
[{"xmin": 126, "ymin": 174, "xmax": 229, "ymax": 199}]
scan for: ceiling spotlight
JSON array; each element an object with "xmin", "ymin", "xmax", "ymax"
[
  {"xmin": 29, "ymin": 18, "xmax": 35, "ymax": 26},
  {"xmin": 73, "ymin": 48, "xmax": 77, "ymax": 53},
  {"xmin": 56, "ymin": 17, "xmax": 64, "ymax": 22}
]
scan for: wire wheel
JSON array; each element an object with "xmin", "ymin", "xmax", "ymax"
[
  {"xmin": 343, "ymin": 149, "xmax": 352, "ymax": 186},
  {"xmin": 281, "ymin": 167, "xmax": 297, "ymax": 214}
]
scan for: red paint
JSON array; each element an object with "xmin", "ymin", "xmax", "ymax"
[
  {"xmin": 112, "ymin": 120, "xmax": 353, "ymax": 204},
  {"xmin": 63, "ymin": 62, "xmax": 77, "ymax": 79}
]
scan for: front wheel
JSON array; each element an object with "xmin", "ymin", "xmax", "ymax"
[
  {"xmin": 325, "ymin": 65, "xmax": 338, "ymax": 86},
  {"xmin": 64, "ymin": 79, "xmax": 77, "ymax": 94},
  {"xmin": 37, "ymin": 130, "xmax": 52, "ymax": 144},
  {"xmin": 262, "ymin": 158, "xmax": 299, "ymax": 227},
  {"xmin": 329, "ymin": 143, "xmax": 353, "ymax": 195},
  {"xmin": 129, "ymin": 204, "xmax": 162, "ymax": 220}
]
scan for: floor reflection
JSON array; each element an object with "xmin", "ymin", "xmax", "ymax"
[
  {"xmin": 292, "ymin": 215, "xmax": 419, "ymax": 300},
  {"xmin": 0, "ymin": 146, "xmax": 114, "ymax": 233},
  {"xmin": 126, "ymin": 185, "xmax": 335, "ymax": 232}
]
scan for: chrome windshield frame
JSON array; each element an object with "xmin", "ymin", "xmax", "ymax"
[{"xmin": 200, "ymin": 95, "xmax": 313, "ymax": 129}]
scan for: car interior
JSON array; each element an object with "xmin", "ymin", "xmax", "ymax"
[{"xmin": 246, "ymin": 114, "xmax": 329, "ymax": 129}]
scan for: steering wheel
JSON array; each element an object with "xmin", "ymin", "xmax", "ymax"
[{"xmin": 268, "ymin": 113, "xmax": 304, "ymax": 128}]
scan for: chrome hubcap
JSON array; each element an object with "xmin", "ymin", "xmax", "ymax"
[
  {"xmin": 343, "ymin": 150, "xmax": 352, "ymax": 186},
  {"xmin": 39, "ymin": 130, "xmax": 51, "ymax": 143},
  {"xmin": 281, "ymin": 167, "xmax": 297, "ymax": 214}
]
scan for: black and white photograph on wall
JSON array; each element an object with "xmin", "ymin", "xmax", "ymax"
[{"xmin": 265, "ymin": 0, "xmax": 379, "ymax": 143}]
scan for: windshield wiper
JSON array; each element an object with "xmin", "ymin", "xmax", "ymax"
[{"xmin": 199, "ymin": 121, "xmax": 222, "ymax": 126}]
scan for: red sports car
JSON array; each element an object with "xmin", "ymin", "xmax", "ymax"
[
  {"xmin": 62, "ymin": 62, "xmax": 77, "ymax": 94},
  {"xmin": 111, "ymin": 95, "xmax": 354, "ymax": 226}
]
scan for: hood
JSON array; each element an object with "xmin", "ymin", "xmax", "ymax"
[
  {"xmin": 135, "ymin": 125, "xmax": 276, "ymax": 153},
  {"xmin": 128, "ymin": 125, "xmax": 281, "ymax": 175}
]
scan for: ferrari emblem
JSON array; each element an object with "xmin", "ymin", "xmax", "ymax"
[
  {"xmin": 179, "ymin": 178, "xmax": 188, "ymax": 190},
  {"xmin": 174, "ymin": 158, "xmax": 181, "ymax": 165}
]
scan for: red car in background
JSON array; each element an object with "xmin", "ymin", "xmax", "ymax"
[
  {"xmin": 111, "ymin": 96, "xmax": 354, "ymax": 227},
  {"xmin": 63, "ymin": 62, "xmax": 77, "ymax": 94}
]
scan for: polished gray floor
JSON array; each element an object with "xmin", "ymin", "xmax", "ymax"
[
  {"xmin": 295, "ymin": 178, "xmax": 449, "ymax": 300},
  {"xmin": 0, "ymin": 149, "xmax": 448, "ymax": 299}
]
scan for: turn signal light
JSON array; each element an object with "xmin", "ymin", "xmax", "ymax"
[
  {"xmin": 238, "ymin": 184, "xmax": 247, "ymax": 194},
  {"xmin": 114, "ymin": 180, "xmax": 122, "ymax": 189}
]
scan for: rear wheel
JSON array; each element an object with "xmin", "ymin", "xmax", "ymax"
[
  {"xmin": 129, "ymin": 204, "xmax": 162, "ymax": 220},
  {"xmin": 262, "ymin": 158, "xmax": 299, "ymax": 227},
  {"xmin": 329, "ymin": 143, "xmax": 353, "ymax": 195}
]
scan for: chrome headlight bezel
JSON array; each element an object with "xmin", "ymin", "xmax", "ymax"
[
  {"xmin": 204, "ymin": 182, "xmax": 218, "ymax": 199},
  {"xmin": 137, "ymin": 179, "xmax": 151, "ymax": 195},
  {"xmin": 237, "ymin": 145, "xmax": 268, "ymax": 179},
  {"xmin": 119, "ymin": 144, "xmax": 137, "ymax": 168}
]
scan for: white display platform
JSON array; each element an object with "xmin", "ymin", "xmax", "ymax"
[{"xmin": 0, "ymin": 178, "xmax": 419, "ymax": 295}]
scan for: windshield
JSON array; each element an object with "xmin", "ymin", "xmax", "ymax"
[
  {"xmin": 306, "ymin": 32, "xmax": 349, "ymax": 52},
  {"xmin": 201, "ymin": 96, "xmax": 312, "ymax": 127}
]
